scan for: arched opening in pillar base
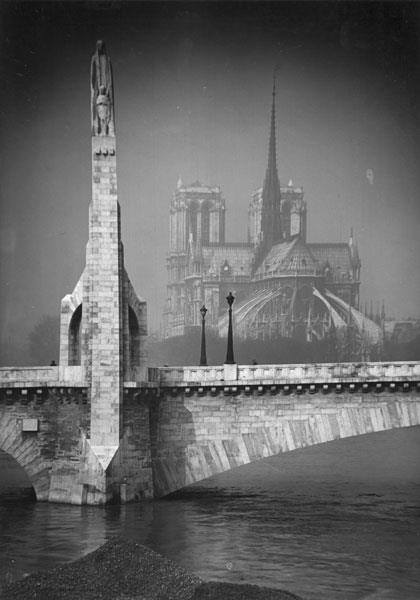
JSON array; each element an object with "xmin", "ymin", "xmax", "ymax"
[
  {"xmin": 0, "ymin": 449, "xmax": 36, "ymax": 502},
  {"xmin": 129, "ymin": 306, "xmax": 140, "ymax": 369},
  {"xmin": 68, "ymin": 304, "xmax": 82, "ymax": 366}
]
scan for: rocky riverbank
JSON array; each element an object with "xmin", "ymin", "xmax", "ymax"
[{"xmin": 1, "ymin": 538, "xmax": 303, "ymax": 599}]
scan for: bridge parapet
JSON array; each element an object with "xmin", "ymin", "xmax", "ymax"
[
  {"xmin": 149, "ymin": 365, "xmax": 225, "ymax": 384},
  {"xmin": 0, "ymin": 366, "xmax": 84, "ymax": 387},
  {"xmin": 149, "ymin": 361, "xmax": 420, "ymax": 386},
  {"xmin": 238, "ymin": 361, "xmax": 420, "ymax": 383}
]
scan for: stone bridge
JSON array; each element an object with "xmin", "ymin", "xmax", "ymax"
[
  {"xmin": 1, "ymin": 42, "xmax": 419, "ymax": 505},
  {"xmin": 1, "ymin": 362, "xmax": 419, "ymax": 503}
]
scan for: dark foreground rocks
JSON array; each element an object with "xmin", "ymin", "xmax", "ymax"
[
  {"xmin": 2, "ymin": 538, "xmax": 303, "ymax": 600},
  {"xmin": 193, "ymin": 582, "xmax": 302, "ymax": 599}
]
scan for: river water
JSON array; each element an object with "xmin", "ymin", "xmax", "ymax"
[{"xmin": 1, "ymin": 427, "xmax": 419, "ymax": 600}]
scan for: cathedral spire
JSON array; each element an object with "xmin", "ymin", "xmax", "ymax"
[
  {"xmin": 266, "ymin": 76, "xmax": 278, "ymax": 187},
  {"xmin": 259, "ymin": 76, "xmax": 282, "ymax": 255}
]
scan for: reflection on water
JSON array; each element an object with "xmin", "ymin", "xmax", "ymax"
[{"xmin": 1, "ymin": 428, "xmax": 419, "ymax": 600}]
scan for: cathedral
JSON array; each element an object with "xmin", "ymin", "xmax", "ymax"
[{"xmin": 163, "ymin": 83, "xmax": 382, "ymax": 351}]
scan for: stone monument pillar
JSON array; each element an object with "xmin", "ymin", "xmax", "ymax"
[
  {"xmin": 57, "ymin": 41, "xmax": 148, "ymax": 504},
  {"xmin": 84, "ymin": 138, "xmax": 122, "ymax": 461},
  {"xmin": 82, "ymin": 40, "xmax": 122, "ymax": 468}
]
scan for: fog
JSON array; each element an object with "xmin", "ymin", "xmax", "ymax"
[{"xmin": 1, "ymin": 2, "xmax": 419, "ymax": 364}]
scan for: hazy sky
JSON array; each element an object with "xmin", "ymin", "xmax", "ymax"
[{"xmin": 1, "ymin": 1, "xmax": 419, "ymax": 363}]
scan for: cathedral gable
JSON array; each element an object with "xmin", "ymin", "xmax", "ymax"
[
  {"xmin": 281, "ymin": 239, "xmax": 318, "ymax": 273},
  {"xmin": 254, "ymin": 238, "xmax": 317, "ymax": 278}
]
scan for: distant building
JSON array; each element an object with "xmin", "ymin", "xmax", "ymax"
[
  {"xmin": 386, "ymin": 320, "xmax": 420, "ymax": 345},
  {"xmin": 163, "ymin": 82, "xmax": 382, "ymax": 351}
]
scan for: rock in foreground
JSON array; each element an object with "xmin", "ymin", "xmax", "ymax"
[
  {"xmin": 2, "ymin": 539, "xmax": 199, "ymax": 600},
  {"xmin": 2, "ymin": 538, "xmax": 303, "ymax": 600},
  {"xmin": 193, "ymin": 581, "xmax": 302, "ymax": 599}
]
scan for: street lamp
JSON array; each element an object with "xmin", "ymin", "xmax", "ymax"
[
  {"xmin": 199, "ymin": 305, "xmax": 207, "ymax": 366},
  {"xmin": 225, "ymin": 291, "xmax": 235, "ymax": 364}
]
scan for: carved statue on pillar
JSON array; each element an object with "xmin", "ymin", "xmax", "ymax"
[{"xmin": 91, "ymin": 40, "xmax": 115, "ymax": 136}]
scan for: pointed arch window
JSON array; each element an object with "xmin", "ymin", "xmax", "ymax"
[
  {"xmin": 201, "ymin": 202, "xmax": 210, "ymax": 245},
  {"xmin": 189, "ymin": 202, "xmax": 198, "ymax": 242}
]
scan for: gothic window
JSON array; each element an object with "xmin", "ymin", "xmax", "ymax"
[
  {"xmin": 219, "ymin": 213, "xmax": 225, "ymax": 244},
  {"xmin": 323, "ymin": 262, "xmax": 331, "ymax": 279},
  {"xmin": 221, "ymin": 259, "xmax": 231, "ymax": 276},
  {"xmin": 189, "ymin": 202, "xmax": 198, "ymax": 242},
  {"xmin": 201, "ymin": 203, "xmax": 210, "ymax": 245},
  {"xmin": 295, "ymin": 285, "xmax": 312, "ymax": 318},
  {"xmin": 281, "ymin": 287, "xmax": 293, "ymax": 313},
  {"xmin": 290, "ymin": 212, "xmax": 301, "ymax": 237}
]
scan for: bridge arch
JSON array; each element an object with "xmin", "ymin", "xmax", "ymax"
[
  {"xmin": 0, "ymin": 413, "xmax": 51, "ymax": 501},
  {"xmin": 152, "ymin": 392, "xmax": 420, "ymax": 497},
  {"xmin": 0, "ymin": 449, "xmax": 36, "ymax": 499}
]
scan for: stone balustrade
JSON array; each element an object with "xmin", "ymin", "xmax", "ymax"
[
  {"xmin": 150, "ymin": 366, "xmax": 225, "ymax": 384},
  {"xmin": 150, "ymin": 361, "xmax": 420, "ymax": 386},
  {"xmin": 0, "ymin": 365, "xmax": 84, "ymax": 387},
  {"xmin": 2, "ymin": 361, "xmax": 419, "ymax": 389},
  {"xmin": 238, "ymin": 362, "xmax": 420, "ymax": 382}
]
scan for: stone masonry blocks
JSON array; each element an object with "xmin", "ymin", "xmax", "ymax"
[{"xmin": 151, "ymin": 389, "xmax": 420, "ymax": 496}]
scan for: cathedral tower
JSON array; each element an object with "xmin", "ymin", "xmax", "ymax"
[
  {"xmin": 165, "ymin": 179, "xmax": 225, "ymax": 336},
  {"xmin": 169, "ymin": 178, "xmax": 225, "ymax": 253}
]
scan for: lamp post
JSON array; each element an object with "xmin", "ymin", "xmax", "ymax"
[
  {"xmin": 225, "ymin": 291, "xmax": 235, "ymax": 364},
  {"xmin": 199, "ymin": 305, "xmax": 207, "ymax": 366}
]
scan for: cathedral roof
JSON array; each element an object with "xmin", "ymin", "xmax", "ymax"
[
  {"xmin": 254, "ymin": 237, "xmax": 319, "ymax": 278},
  {"xmin": 201, "ymin": 244, "xmax": 254, "ymax": 279},
  {"xmin": 308, "ymin": 243, "xmax": 354, "ymax": 279}
]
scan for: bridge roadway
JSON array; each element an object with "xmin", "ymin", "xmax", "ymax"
[{"xmin": 0, "ymin": 361, "xmax": 419, "ymax": 504}]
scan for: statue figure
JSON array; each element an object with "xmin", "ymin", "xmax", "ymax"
[
  {"xmin": 91, "ymin": 40, "xmax": 115, "ymax": 136},
  {"xmin": 96, "ymin": 86, "xmax": 111, "ymax": 136}
]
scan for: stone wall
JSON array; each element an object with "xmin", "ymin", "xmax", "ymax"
[
  {"xmin": 108, "ymin": 390, "xmax": 154, "ymax": 501},
  {"xmin": 0, "ymin": 386, "xmax": 155, "ymax": 504},
  {"xmin": 0, "ymin": 387, "xmax": 89, "ymax": 502}
]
